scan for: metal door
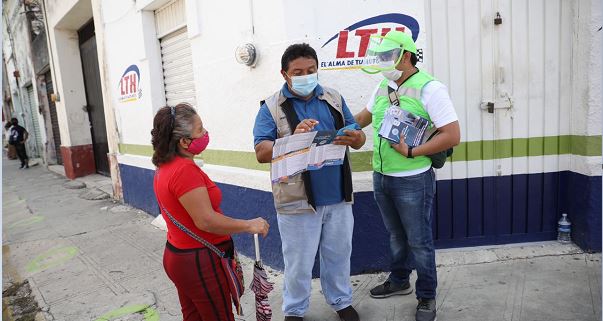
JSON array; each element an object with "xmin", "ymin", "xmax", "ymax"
[
  {"xmin": 22, "ymin": 85, "xmax": 42, "ymax": 158},
  {"xmin": 489, "ymin": 0, "xmax": 570, "ymax": 242},
  {"xmin": 155, "ymin": 0, "xmax": 196, "ymax": 107},
  {"xmin": 79, "ymin": 20, "xmax": 109, "ymax": 176},
  {"xmin": 45, "ymin": 72, "xmax": 62, "ymax": 164},
  {"xmin": 426, "ymin": 0, "xmax": 570, "ymax": 247},
  {"xmin": 159, "ymin": 27, "xmax": 196, "ymax": 107}
]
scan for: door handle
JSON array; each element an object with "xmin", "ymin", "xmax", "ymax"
[
  {"xmin": 480, "ymin": 94, "xmax": 513, "ymax": 113},
  {"xmin": 480, "ymin": 102, "xmax": 495, "ymax": 113}
]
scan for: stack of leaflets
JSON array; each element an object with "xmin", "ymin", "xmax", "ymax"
[
  {"xmin": 378, "ymin": 106, "xmax": 431, "ymax": 147},
  {"xmin": 271, "ymin": 123, "xmax": 360, "ymax": 183}
]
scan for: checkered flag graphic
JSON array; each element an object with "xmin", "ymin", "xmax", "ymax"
[{"xmin": 417, "ymin": 49, "xmax": 424, "ymax": 63}]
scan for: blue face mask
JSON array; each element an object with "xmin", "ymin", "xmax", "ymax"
[{"xmin": 288, "ymin": 73, "xmax": 318, "ymax": 97}]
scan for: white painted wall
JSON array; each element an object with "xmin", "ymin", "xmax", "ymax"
[
  {"xmin": 582, "ymin": 0, "xmax": 602, "ymax": 137},
  {"xmin": 187, "ymin": 0, "xmax": 426, "ymax": 153},
  {"xmin": 99, "ymin": 0, "xmax": 151, "ymax": 146},
  {"xmin": 95, "ymin": 0, "xmax": 164, "ymax": 147},
  {"xmin": 3, "ymin": 0, "xmax": 48, "ymax": 159},
  {"xmin": 4, "ymin": 0, "xmax": 34, "ymax": 85},
  {"xmin": 102, "ymin": 0, "xmax": 600, "ymax": 180},
  {"xmin": 102, "ymin": 0, "xmax": 427, "ymax": 153},
  {"xmin": 44, "ymin": 0, "xmax": 94, "ymax": 147},
  {"xmin": 3, "ymin": 14, "xmax": 23, "ymax": 118},
  {"xmin": 570, "ymin": 0, "xmax": 602, "ymax": 176}
]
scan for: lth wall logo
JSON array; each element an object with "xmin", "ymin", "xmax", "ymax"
[
  {"xmin": 320, "ymin": 13, "xmax": 421, "ymax": 70},
  {"xmin": 118, "ymin": 64, "xmax": 142, "ymax": 103}
]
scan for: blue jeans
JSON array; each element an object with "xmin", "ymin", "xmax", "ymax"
[
  {"xmin": 373, "ymin": 170, "xmax": 437, "ymax": 299},
  {"xmin": 277, "ymin": 202, "xmax": 354, "ymax": 317}
]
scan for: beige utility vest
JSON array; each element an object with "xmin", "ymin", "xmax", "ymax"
[{"xmin": 264, "ymin": 87, "xmax": 354, "ymax": 214}]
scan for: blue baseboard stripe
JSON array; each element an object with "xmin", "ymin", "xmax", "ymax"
[{"xmin": 118, "ymin": 163, "xmax": 602, "ymax": 275}]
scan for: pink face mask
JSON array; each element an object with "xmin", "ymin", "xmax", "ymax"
[{"xmin": 186, "ymin": 132, "xmax": 209, "ymax": 155}]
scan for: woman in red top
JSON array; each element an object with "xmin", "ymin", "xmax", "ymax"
[{"xmin": 152, "ymin": 103, "xmax": 269, "ymax": 321}]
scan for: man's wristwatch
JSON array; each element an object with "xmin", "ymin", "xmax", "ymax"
[{"xmin": 407, "ymin": 146, "xmax": 414, "ymax": 159}]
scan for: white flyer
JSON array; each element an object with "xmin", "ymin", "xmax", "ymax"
[{"xmin": 270, "ymin": 130, "xmax": 349, "ymax": 183}]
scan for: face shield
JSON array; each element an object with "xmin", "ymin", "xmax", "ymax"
[{"xmin": 360, "ymin": 35, "xmax": 404, "ymax": 74}]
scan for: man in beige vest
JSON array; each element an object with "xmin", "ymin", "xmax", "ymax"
[{"xmin": 253, "ymin": 43, "xmax": 365, "ymax": 321}]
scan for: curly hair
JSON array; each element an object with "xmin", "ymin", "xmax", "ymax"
[{"xmin": 151, "ymin": 103, "xmax": 197, "ymax": 167}]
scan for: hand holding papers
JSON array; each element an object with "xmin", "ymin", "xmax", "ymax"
[
  {"xmin": 378, "ymin": 106, "xmax": 431, "ymax": 147},
  {"xmin": 334, "ymin": 123, "xmax": 363, "ymax": 149},
  {"xmin": 336, "ymin": 123, "xmax": 361, "ymax": 136},
  {"xmin": 271, "ymin": 132, "xmax": 317, "ymax": 183},
  {"xmin": 271, "ymin": 127, "xmax": 355, "ymax": 183}
]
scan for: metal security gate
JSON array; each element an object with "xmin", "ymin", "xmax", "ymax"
[
  {"xmin": 426, "ymin": 0, "xmax": 572, "ymax": 247},
  {"xmin": 79, "ymin": 20, "xmax": 110, "ymax": 176},
  {"xmin": 155, "ymin": 0, "xmax": 196, "ymax": 107},
  {"xmin": 22, "ymin": 85, "xmax": 42, "ymax": 158},
  {"xmin": 45, "ymin": 72, "xmax": 62, "ymax": 164}
]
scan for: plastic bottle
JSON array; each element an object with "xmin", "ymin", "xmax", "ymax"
[{"xmin": 557, "ymin": 213, "xmax": 571, "ymax": 243}]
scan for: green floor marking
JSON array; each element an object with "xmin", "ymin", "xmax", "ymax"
[
  {"xmin": 94, "ymin": 304, "xmax": 159, "ymax": 321},
  {"xmin": 3, "ymin": 199, "xmax": 25, "ymax": 206},
  {"xmin": 26, "ymin": 246, "xmax": 78, "ymax": 273},
  {"xmin": 8, "ymin": 216, "xmax": 44, "ymax": 229}
]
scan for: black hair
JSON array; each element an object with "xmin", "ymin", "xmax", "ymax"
[
  {"xmin": 281, "ymin": 43, "xmax": 319, "ymax": 71},
  {"xmin": 151, "ymin": 103, "xmax": 197, "ymax": 167},
  {"xmin": 10, "ymin": 117, "xmax": 18, "ymax": 124},
  {"xmin": 405, "ymin": 51, "xmax": 418, "ymax": 67}
]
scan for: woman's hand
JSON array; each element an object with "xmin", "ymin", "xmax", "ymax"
[
  {"xmin": 180, "ymin": 187, "xmax": 269, "ymax": 236},
  {"xmin": 247, "ymin": 217, "xmax": 270, "ymax": 237}
]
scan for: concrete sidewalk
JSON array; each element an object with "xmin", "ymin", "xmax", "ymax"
[{"xmin": 2, "ymin": 157, "xmax": 601, "ymax": 321}]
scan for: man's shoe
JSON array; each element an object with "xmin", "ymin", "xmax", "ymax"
[
  {"xmin": 336, "ymin": 305, "xmax": 359, "ymax": 321},
  {"xmin": 369, "ymin": 280, "xmax": 413, "ymax": 298},
  {"xmin": 415, "ymin": 298, "xmax": 436, "ymax": 321},
  {"xmin": 24, "ymin": 164, "xmax": 29, "ymax": 169},
  {"xmin": 284, "ymin": 316, "xmax": 303, "ymax": 321}
]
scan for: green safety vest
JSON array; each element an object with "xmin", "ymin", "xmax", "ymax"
[{"xmin": 372, "ymin": 70, "xmax": 435, "ymax": 174}]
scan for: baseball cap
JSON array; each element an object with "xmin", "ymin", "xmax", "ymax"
[
  {"xmin": 359, "ymin": 30, "xmax": 417, "ymax": 74},
  {"xmin": 370, "ymin": 30, "xmax": 417, "ymax": 54}
]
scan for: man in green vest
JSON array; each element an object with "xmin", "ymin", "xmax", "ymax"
[{"xmin": 354, "ymin": 31, "xmax": 460, "ymax": 321}]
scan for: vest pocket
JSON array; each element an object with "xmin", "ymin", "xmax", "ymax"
[{"xmin": 271, "ymin": 174, "xmax": 314, "ymax": 214}]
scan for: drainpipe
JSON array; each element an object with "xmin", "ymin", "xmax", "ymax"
[{"xmin": 91, "ymin": 0, "xmax": 123, "ymax": 200}]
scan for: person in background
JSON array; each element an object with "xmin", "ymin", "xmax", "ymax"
[
  {"xmin": 253, "ymin": 43, "xmax": 365, "ymax": 321},
  {"xmin": 152, "ymin": 103, "xmax": 269, "ymax": 321},
  {"xmin": 4, "ymin": 121, "xmax": 17, "ymax": 160},
  {"xmin": 354, "ymin": 31, "xmax": 460, "ymax": 321},
  {"xmin": 9, "ymin": 118, "xmax": 29, "ymax": 168}
]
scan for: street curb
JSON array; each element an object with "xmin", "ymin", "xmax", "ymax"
[
  {"xmin": 434, "ymin": 241, "xmax": 584, "ymax": 267},
  {"xmin": 48, "ymin": 165, "xmax": 113, "ymax": 200}
]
